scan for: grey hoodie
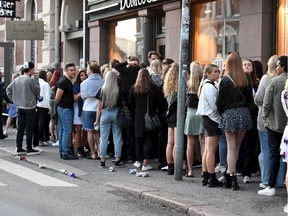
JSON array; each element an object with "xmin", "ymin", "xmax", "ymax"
[{"xmin": 6, "ymin": 75, "xmax": 40, "ymax": 109}]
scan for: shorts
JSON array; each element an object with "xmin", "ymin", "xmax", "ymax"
[
  {"xmin": 82, "ymin": 110, "xmax": 96, "ymax": 130},
  {"xmin": 203, "ymin": 116, "xmax": 221, "ymax": 137}
]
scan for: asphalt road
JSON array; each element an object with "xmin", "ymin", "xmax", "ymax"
[{"xmin": 0, "ymin": 132, "xmax": 287, "ymax": 216}]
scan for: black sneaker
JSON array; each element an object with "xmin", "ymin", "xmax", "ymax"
[
  {"xmin": 115, "ymin": 160, "xmax": 125, "ymax": 168},
  {"xmin": 0, "ymin": 134, "xmax": 8, "ymax": 140},
  {"xmin": 26, "ymin": 149, "xmax": 41, "ymax": 156},
  {"xmin": 99, "ymin": 160, "xmax": 105, "ymax": 168},
  {"xmin": 16, "ymin": 148, "xmax": 26, "ymax": 155},
  {"xmin": 62, "ymin": 153, "xmax": 78, "ymax": 160}
]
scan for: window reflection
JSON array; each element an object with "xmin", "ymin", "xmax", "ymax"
[{"xmin": 194, "ymin": 0, "xmax": 240, "ymax": 66}]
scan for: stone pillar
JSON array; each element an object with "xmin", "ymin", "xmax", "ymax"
[
  {"xmin": 142, "ymin": 17, "xmax": 154, "ymax": 66},
  {"xmin": 239, "ymin": 0, "xmax": 274, "ymax": 65},
  {"xmin": 88, "ymin": 20, "xmax": 109, "ymax": 65}
]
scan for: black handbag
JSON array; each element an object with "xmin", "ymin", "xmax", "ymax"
[
  {"xmin": 118, "ymin": 102, "xmax": 133, "ymax": 129},
  {"xmin": 144, "ymin": 94, "xmax": 161, "ymax": 132}
]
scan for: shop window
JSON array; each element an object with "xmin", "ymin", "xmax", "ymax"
[
  {"xmin": 109, "ymin": 18, "xmax": 141, "ymax": 62},
  {"xmin": 193, "ymin": 0, "xmax": 239, "ymax": 68},
  {"xmin": 277, "ymin": 0, "xmax": 288, "ymax": 55}
]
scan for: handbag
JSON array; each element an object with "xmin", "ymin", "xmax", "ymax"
[
  {"xmin": 118, "ymin": 102, "xmax": 133, "ymax": 129},
  {"xmin": 144, "ymin": 94, "xmax": 161, "ymax": 132}
]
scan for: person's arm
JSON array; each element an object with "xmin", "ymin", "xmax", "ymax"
[
  {"xmin": 95, "ymin": 100, "xmax": 102, "ymax": 126},
  {"xmin": 55, "ymin": 88, "xmax": 64, "ymax": 104},
  {"xmin": 6, "ymin": 82, "xmax": 13, "ymax": 102},
  {"xmin": 254, "ymin": 75, "xmax": 267, "ymax": 106},
  {"xmin": 31, "ymin": 78, "xmax": 40, "ymax": 97},
  {"xmin": 262, "ymin": 81, "xmax": 273, "ymax": 123},
  {"xmin": 113, "ymin": 61, "xmax": 128, "ymax": 75}
]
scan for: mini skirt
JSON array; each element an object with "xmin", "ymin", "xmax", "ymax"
[
  {"xmin": 184, "ymin": 108, "xmax": 203, "ymax": 135},
  {"xmin": 220, "ymin": 107, "xmax": 253, "ymax": 133}
]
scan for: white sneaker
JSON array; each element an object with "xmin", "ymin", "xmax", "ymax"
[
  {"xmin": 243, "ymin": 176, "xmax": 251, "ymax": 184},
  {"xmin": 258, "ymin": 187, "xmax": 276, "ymax": 196},
  {"xmin": 142, "ymin": 164, "xmax": 153, "ymax": 171},
  {"xmin": 46, "ymin": 140, "xmax": 55, "ymax": 145},
  {"xmin": 33, "ymin": 147, "xmax": 43, "ymax": 152},
  {"xmin": 133, "ymin": 161, "xmax": 142, "ymax": 168},
  {"xmin": 284, "ymin": 204, "xmax": 288, "ymax": 213},
  {"xmin": 218, "ymin": 176, "xmax": 225, "ymax": 183},
  {"xmin": 52, "ymin": 141, "xmax": 59, "ymax": 147},
  {"xmin": 161, "ymin": 165, "xmax": 168, "ymax": 171},
  {"xmin": 259, "ymin": 183, "xmax": 267, "ymax": 189},
  {"xmin": 215, "ymin": 163, "xmax": 226, "ymax": 173}
]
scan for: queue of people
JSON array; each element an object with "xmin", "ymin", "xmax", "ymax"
[{"xmin": 2, "ymin": 52, "xmax": 288, "ymax": 212}]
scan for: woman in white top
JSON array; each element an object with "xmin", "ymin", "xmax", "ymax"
[{"xmin": 196, "ymin": 64, "xmax": 222, "ymax": 187}]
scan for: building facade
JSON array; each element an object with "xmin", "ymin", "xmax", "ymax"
[{"xmin": 0, "ymin": 0, "xmax": 287, "ymax": 81}]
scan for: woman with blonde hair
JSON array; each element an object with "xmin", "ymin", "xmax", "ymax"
[
  {"xmin": 196, "ymin": 64, "xmax": 222, "ymax": 187},
  {"xmin": 163, "ymin": 63, "xmax": 179, "ymax": 175},
  {"xmin": 149, "ymin": 59, "xmax": 162, "ymax": 87},
  {"xmin": 95, "ymin": 70, "xmax": 124, "ymax": 167},
  {"xmin": 217, "ymin": 52, "xmax": 253, "ymax": 190},
  {"xmin": 184, "ymin": 61, "xmax": 203, "ymax": 177}
]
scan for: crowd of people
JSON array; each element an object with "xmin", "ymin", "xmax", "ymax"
[{"xmin": 2, "ymin": 51, "xmax": 288, "ymax": 212}]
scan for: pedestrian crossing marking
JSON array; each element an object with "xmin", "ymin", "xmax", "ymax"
[
  {"xmin": 0, "ymin": 182, "xmax": 7, "ymax": 186},
  {"xmin": 0, "ymin": 159, "xmax": 78, "ymax": 187}
]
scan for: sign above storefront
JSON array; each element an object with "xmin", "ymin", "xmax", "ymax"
[
  {"xmin": 6, "ymin": 21, "xmax": 44, "ymax": 40},
  {"xmin": 0, "ymin": 0, "xmax": 16, "ymax": 18},
  {"xmin": 120, "ymin": 0, "xmax": 163, "ymax": 10}
]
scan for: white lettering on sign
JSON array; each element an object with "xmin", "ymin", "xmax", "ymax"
[
  {"xmin": 120, "ymin": 0, "xmax": 159, "ymax": 10},
  {"xmin": 0, "ymin": 0, "xmax": 15, "ymax": 18}
]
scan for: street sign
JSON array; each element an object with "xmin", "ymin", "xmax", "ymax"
[
  {"xmin": 5, "ymin": 21, "xmax": 44, "ymax": 40},
  {"xmin": 0, "ymin": 0, "xmax": 16, "ymax": 18}
]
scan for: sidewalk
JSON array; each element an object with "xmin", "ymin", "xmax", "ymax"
[{"xmin": 0, "ymin": 131, "xmax": 287, "ymax": 216}]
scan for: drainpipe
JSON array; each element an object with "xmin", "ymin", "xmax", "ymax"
[{"xmin": 52, "ymin": 0, "xmax": 60, "ymax": 69}]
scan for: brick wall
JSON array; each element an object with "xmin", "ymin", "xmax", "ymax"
[{"xmin": 16, "ymin": 41, "xmax": 24, "ymax": 66}]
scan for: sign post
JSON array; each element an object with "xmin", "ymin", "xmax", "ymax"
[{"xmin": 174, "ymin": 0, "xmax": 190, "ymax": 181}]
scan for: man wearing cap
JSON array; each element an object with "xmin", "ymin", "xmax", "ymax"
[{"xmin": 6, "ymin": 61, "xmax": 41, "ymax": 155}]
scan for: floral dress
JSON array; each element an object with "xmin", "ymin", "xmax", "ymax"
[{"xmin": 280, "ymin": 90, "xmax": 288, "ymax": 162}]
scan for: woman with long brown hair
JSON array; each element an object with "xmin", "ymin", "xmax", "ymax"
[
  {"xmin": 217, "ymin": 52, "xmax": 253, "ymax": 190},
  {"xmin": 129, "ymin": 68, "xmax": 162, "ymax": 171}
]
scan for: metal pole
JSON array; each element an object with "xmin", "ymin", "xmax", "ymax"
[{"xmin": 174, "ymin": 0, "xmax": 190, "ymax": 181}]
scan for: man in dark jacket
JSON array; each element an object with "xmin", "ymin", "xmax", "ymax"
[{"xmin": 0, "ymin": 71, "xmax": 8, "ymax": 140}]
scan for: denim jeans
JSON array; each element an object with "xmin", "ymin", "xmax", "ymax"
[
  {"xmin": 100, "ymin": 108, "xmax": 122, "ymax": 158},
  {"xmin": 258, "ymin": 130, "xmax": 285, "ymax": 186},
  {"xmin": 17, "ymin": 108, "xmax": 36, "ymax": 150},
  {"xmin": 218, "ymin": 129, "xmax": 227, "ymax": 165},
  {"xmin": 57, "ymin": 107, "xmax": 73, "ymax": 155}
]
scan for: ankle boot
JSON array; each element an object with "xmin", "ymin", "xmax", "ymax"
[
  {"xmin": 230, "ymin": 174, "xmax": 239, "ymax": 190},
  {"xmin": 223, "ymin": 172, "xmax": 232, "ymax": 188},
  {"xmin": 167, "ymin": 163, "xmax": 174, "ymax": 175},
  {"xmin": 201, "ymin": 172, "xmax": 208, "ymax": 186},
  {"xmin": 207, "ymin": 173, "xmax": 223, "ymax": 187}
]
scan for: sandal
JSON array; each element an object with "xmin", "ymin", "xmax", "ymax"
[
  {"xmin": 87, "ymin": 155, "xmax": 97, "ymax": 160},
  {"xmin": 185, "ymin": 173, "xmax": 194, "ymax": 178}
]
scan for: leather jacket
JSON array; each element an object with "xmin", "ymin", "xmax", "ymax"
[{"xmin": 217, "ymin": 75, "xmax": 253, "ymax": 114}]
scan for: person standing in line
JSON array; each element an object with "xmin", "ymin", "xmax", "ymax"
[
  {"xmin": 129, "ymin": 68, "xmax": 162, "ymax": 171},
  {"xmin": 37, "ymin": 70, "xmax": 52, "ymax": 147},
  {"xmin": 95, "ymin": 70, "xmax": 125, "ymax": 167},
  {"xmin": 254, "ymin": 55, "xmax": 285, "ymax": 189},
  {"xmin": 73, "ymin": 69, "xmax": 88, "ymax": 157},
  {"xmin": 80, "ymin": 61, "xmax": 104, "ymax": 160},
  {"xmin": 55, "ymin": 62, "xmax": 78, "ymax": 160},
  {"xmin": 217, "ymin": 52, "xmax": 253, "ymax": 190},
  {"xmin": 280, "ymin": 80, "xmax": 288, "ymax": 213},
  {"xmin": 196, "ymin": 64, "xmax": 222, "ymax": 187},
  {"xmin": 163, "ymin": 63, "xmax": 179, "ymax": 175},
  {"xmin": 237, "ymin": 59, "xmax": 260, "ymax": 183},
  {"xmin": 6, "ymin": 62, "xmax": 41, "ymax": 155},
  {"xmin": 0, "ymin": 71, "xmax": 9, "ymax": 140},
  {"xmin": 184, "ymin": 61, "xmax": 203, "ymax": 177},
  {"xmin": 258, "ymin": 55, "xmax": 288, "ymax": 196}
]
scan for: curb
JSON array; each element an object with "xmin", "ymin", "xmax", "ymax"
[{"xmin": 105, "ymin": 181, "xmax": 237, "ymax": 216}]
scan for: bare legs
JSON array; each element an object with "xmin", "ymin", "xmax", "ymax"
[
  {"xmin": 186, "ymin": 135, "xmax": 198, "ymax": 176},
  {"xmin": 166, "ymin": 127, "xmax": 177, "ymax": 164},
  {"xmin": 226, "ymin": 131, "xmax": 246, "ymax": 173}
]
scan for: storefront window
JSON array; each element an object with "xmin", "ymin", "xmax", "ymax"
[
  {"xmin": 277, "ymin": 0, "xmax": 288, "ymax": 55},
  {"xmin": 109, "ymin": 18, "xmax": 143, "ymax": 62},
  {"xmin": 193, "ymin": 0, "xmax": 240, "ymax": 69}
]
